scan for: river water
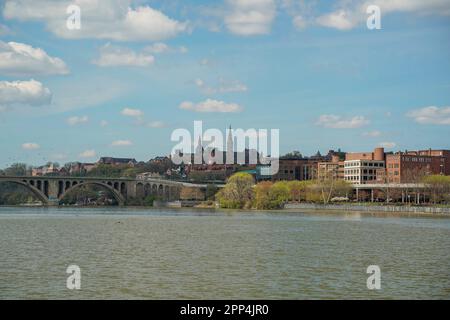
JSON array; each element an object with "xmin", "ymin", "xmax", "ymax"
[{"xmin": 0, "ymin": 207, "xmax": 449, "ymax": 299}]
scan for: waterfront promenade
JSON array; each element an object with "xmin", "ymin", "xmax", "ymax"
[{"xmin": 284, "ymin": 203, "xmax": 450, "ymax": 214}]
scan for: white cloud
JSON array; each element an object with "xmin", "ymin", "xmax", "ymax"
[
  {"xmin": 93, "ymin": 43, "xmax": 154, "ymax": 67},
  {"xmin": 378, "ymin": 142, "xmax": 396, "ymax": 149},
  {"xmin": 79, "ymin": 149, "xmax": 96, "ymax": 158},
  {"xmin": 67, "ymin": 115, "xmax": 88, "ymax": 126},
  {"xmin": 195, "ymin": 78, "xmax": 248, "ymax": 94},
  {"xmin": 22, "ymin": 142, "xmax": 40, "ymax": 150},
  {"xmin": 362, "ymin": 130, "xmax": 381, "ymax": 137},
  {"xmin": 134, "ymin": 118, "xmax": 165, "ymax": 128},
  {"xmin": 143, "ymin": 42, "xmax": 187, "ymax": 54},
  {"xmin": 406, "ymin": 106, "xmax": 450, "ymax": 125},
  {"xmin": 180, "ymin": 99, "xmax": 242, "ymax": 113},
  {"xmin": 100, "ymin": 120, "xmax": 108, "ymax": 127},
  {"xmin": 146, "ymin": 121, "xmax": 165, "ymax": 128},
  {"xmin": 144, "ymin": 42, "xmax": 170, "ymax": 54},
  {"xmin": 111, "ymin": 140, "xmax": 133, "ymax": 147},
  {"xmin": 316, "ymin": 114, "xmax": 370, "ymax": 128},
  {"xmin": 0, "ymin": 79, "xmax": 52, "ymax": 108},
  {"xmin": 121, "ymin": 107, "xmax": 143, "ymax": 117},
  {"xmin": 316, "ymin": 10, "xmax": 355, "ymax": 30},
  {"xmin": 225, "ymin": 0, "xmax": 276, "ymax": 35},
  {"xmin": 0, "ymin": 40, "xmax": 69, "ymax": 76},
  {"xmin": 292, "ymin": 15, "xmax": 307, "ymax": 29},
  {"xmin": 316, "ymin": 0, "xmax": 450, "ymax": 30},
  {"xmin": 4, "ymin": 0, "xmax": 189, "ymax": 42}
]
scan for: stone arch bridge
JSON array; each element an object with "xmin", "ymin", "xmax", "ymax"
[{"xmin": 0, "ymin": 176, "xmax": 197, "ymax": 206}]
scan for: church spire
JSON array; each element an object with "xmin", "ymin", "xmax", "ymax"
[
  {"xmin": 195, "ymin": 134, "xmax": 203, "ymax": 164},
  {"xmin": 226, "ymin": 125, "xmax": 234, "ymax": 164}
]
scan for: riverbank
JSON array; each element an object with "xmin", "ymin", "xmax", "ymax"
[
  {"xmin": 2, "ymin": 201, "xmax": 450, "ymax": 217},
  {"xmin": 284, "ymin": 202, "xmax": 450, "ymax": 215}
]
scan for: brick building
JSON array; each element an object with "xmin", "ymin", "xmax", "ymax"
[
  {"xmin": 385, "ymin": 151, "xmax": 445, "ymax": 183},
  {"xmin": 342, "ymin": 147, "xmax": 449, "ymax": 184},
  {"xmin": 317, "ymin": 154, "xmax": 345, "ymax": 180},
  {"xmin": 272, "ymin": 158, "xmax": 318, "ymax": 181},
  {"xmin": 271, "ymin": 150, "xmax": 344, "ymax": 181},
  {"xmin": 415, "ymin": 149, "xmax": 450, "ymax": 175}
]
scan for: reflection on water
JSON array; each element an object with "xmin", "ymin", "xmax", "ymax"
[{"xmin": 0, "ymin": 207, "xmax": 449, "ymax": 299}]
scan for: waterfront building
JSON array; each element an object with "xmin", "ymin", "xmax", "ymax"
[
  {"xmin": 385, "ymin": 151, "xmax": 445, "ymax": 183},
  {"xmin": 344, "ymin": 148, "xmax": 385, "ymax": 185},
  {"xmin": 272, "ymin": 159, "xmax": 317, "ymax": 181},
  {"xmin": 410, "ymin": 149, "xmax": 450, "ymax": 175},
  {"xmin": 317, "ymin": 154, "xmax": 345, "ymax": 181},
  {"xmin": 343, "ymin": 147, "xmax": 449, "ymax": 184}
]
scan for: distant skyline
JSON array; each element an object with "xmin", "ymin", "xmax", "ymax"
[{"xmin": 0, "ymin": 0, "xmax": 449, "ymax": 168}]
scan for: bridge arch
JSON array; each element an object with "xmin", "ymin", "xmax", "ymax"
[
  {"xmin": 0, "ymin": 180, "xmax": 49, "ymax": 205},
  {"xmin": 144, "ymin": 183, "xmax": 151, "ymax": 197},
  {"xmin": 59, "ymin": 181, "xmax": 125, "ymax": 205}
]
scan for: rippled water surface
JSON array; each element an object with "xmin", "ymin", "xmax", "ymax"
[{"xmin": 0, "ymin": 207, "xmax": 449, "ymax": 299}]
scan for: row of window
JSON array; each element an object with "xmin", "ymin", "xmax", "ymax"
[
  {"xmin": 402, "ymin": 156, "xmax": 431, "ymax": 163},
  {"xmin": 387, "ymin": 163, "xmax": 400, "ymax": 168},
  {"xmin": 345, "ymin": 169, "xmax": 380, "ymax": 175},
  {"xmin": 344, "ymin": 161, "xmax": 384, "ymax": 168},
  {"xmin": 344, "ymin": 175, "xmax": 377, "ymax": 181}
]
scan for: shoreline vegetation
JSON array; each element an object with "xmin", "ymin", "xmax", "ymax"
[
  {"xmin": 213, "ymin": 172, "xmax": 450, "ymax": 215},
  {"xmin": 1, "ymin": 172, "xmax": 449, "ymax": 215},
  {"xmin": 216, "ymin": 173, "xmax": 450, "ymax": 207}
]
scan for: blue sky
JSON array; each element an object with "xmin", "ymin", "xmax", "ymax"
[{"xmin": 0, "ymin": 0, "xmax": 449, "ymax": 168}]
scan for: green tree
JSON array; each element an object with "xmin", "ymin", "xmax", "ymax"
[
  {"xmin": 254, "ymin": 181, "xmax": 290, "ymax": 209},
  {"xmin": 205, "ymin": 184, "xmax": 218, "ymax": 200},
  {"xmin": 122, "ymin": 167, "xmax": 139, "ymax": 178},
  {"xmin": 422, "ymin": 175, "xmax": 450, "ymax": 204},
  {"xmin": 143, "ymin": 195, "xmax": 156, "ymax": 206},
  {"xmin": 268, "ymin": 181, "xmax": 290, "ymax": 208},
  {"xmin": 4, "ymin": 163, "xmax": 29, "ymax": 176},
  {"xmin": 86, "ymin": 164, "xmax": 128, "ymax": 178},
  {"xmin": 254, "ymin": 181, "xmax": 273, "ymax": 209},
  {"xmin": 286, "ymin": 180, "xmax": 310, "ymax": 202},
  {"xmin": 216, "ymin": 172, "xmax": 255, "ymax": 209}
]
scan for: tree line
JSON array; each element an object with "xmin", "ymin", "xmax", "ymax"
[
  {"xmin": 215, "ymin": 172, "xmax": 352, "ymax": 209},
  {"xmin": 215, "ymin": 172, "xmax": 450, "ymax": 210}
]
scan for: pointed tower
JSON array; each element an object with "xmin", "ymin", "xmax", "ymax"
[
  {"xmin": 194, "ymin": 134, "xmax": 203, "ymax": 164},
  {"xmin": 226, "ymin": 125, "xmax": 234, "ymax": 164}
]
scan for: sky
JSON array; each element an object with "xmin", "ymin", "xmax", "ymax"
[{"xmin": 0, "ymin": 0, "xmax": 449, "ymax": 168}]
